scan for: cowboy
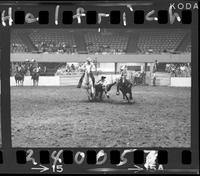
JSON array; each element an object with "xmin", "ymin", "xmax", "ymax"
[
  {"xmin": 29, "ymin": 59, "xmax": 38, "ymax": 76},
  {"xmin": 116, "ymin": 65, "xmax": 129, "ymax": 95},
  {"xmin": 31, "ymin": 59, "xmax": 38, "ymax": 68},
  {"xmin": 95, "ymin": 75, "xmax": 110, "ymax": 98},
  {"xmin": 33, "ymin": 65, "xmax": 41, "ymax": 73},
  {"xmin": 96, "ymin": 76, "xmax": 107, "ymax": 87},
  {"xmin": 119, "ymin": 65, "xmax": 129, "ymax": 85},
  {"xmin": 120, "ymin": 65, "xmax": 128, "ymax": 79},
  {"xmin": 16, "ymin": 64, "xmax": 22, "ymax": 73},
  {"xmin": 77, "ymin": 57, "xmax": 95, "ymax": 88}
]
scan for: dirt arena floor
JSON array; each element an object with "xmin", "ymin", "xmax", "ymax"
[{"xmin": 11, "ymin": 86, "xmax": 191, "ymax": 148}]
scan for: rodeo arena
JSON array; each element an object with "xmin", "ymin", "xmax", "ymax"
[{"xmin": 10, "ymin": 29, "xmax": 191, "ymax": 147}]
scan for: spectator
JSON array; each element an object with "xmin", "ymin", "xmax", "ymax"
[
  {"xmin": 152, "ymin": 60, "xmax": 158, "ymax": 86},
  {"xmin": 165, "ymin": 63, "xmax": 191, "ymax": 77},
  {"xmin": 71, "ymin": 64, "xmax": 75, "ymax": 71}
]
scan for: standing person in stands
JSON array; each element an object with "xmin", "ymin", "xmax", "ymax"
[
  {"xmin": 152, "ymin": 60, "xmax": 158, "ymax": 86},
  {"xmin": 77, "ymin": 57, "xmax": 95, "ymax": 88}
]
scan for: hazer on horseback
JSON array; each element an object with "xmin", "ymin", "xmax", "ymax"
[
  {"xmin": 77, "ymin": 57, "xmax": 95, "ymax": 101},
  {"xmin": 116, "ymin": 65, "xmax": 133, "ymax": 102},
  {"xmin": 77, "ymin": 57, "xmax": 95, "ymax": 88}
]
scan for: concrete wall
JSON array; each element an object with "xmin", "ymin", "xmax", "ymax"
[{"xmin": 10, "ymin": 76, "xmax": 60, "ymax": 86}]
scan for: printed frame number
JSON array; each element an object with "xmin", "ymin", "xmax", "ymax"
[{"xmin": 52, "ymin": 165, "xmax": 64, "ymax": 173}]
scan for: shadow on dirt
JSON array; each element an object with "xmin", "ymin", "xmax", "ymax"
[{"xmin": 80, "ymin": 99, "xmax": 136, "ymax": 105}]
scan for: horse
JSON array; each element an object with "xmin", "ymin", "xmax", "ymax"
[
  {"xmin": 14, "ymin": 66, "xmax": 26, "ymax": 86},
  {"xmin": 31, "ymin": 68, "xmax": 40, "ymax": 86},
  {"xmin": 116, "ymin": 76, "xmax": 133, "ymax": 103},
  {"xmin": 81, "ymin": 68, "xmax": 95, "ymax": 101},
  {"xmin": 14, "ymin": 71, "xmax": 25, "ymax": 86}
]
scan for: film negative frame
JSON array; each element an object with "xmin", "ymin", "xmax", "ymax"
[{"xmin": 0, "ymin": 0, "xmax": 199, "ymax": 174}]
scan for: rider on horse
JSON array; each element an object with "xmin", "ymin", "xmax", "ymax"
[
  {"xmin": 15, "ymin": 63, "xmax": 24, "ymax": 75},
  {"xmin": 116, "ymin": 65, "xmax": 129, "ymax": 95},
  {"xmin": 29, "ymin": 59, "xmax": 38, "ymax": 75},
  {"xmin": 77, "ymin": 57, "xmax": 95, "ymax": 88},
  {"xmin": 32, "ymin": 65, "xmax": 41, "ymax": 73}
]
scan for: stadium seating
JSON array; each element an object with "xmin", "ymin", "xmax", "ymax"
[
  {"xmin": 185, "ymin": 40, "xmax": 191, "ymax": 53},
  {"xmin": 137, "ymin": 29, "xmax": 187, "ymax": 53},
  {"xmin": 29, "ymin": 29, "xmax": 76, "ymax": 53},
  {"xmin": 84, "ymin": 31, "xmax": 129, "ymax": 53},
  {"xmin": 11, "ymin": 31, "xmax": 28, "ymax": 53},
  {"xmin": 11, "ymin": 29, "xmax": 191, "ymax": 54}
]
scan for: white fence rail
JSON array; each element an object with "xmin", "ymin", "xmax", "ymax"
[
  {"xmin": 10, "ymin": 75, "xmax": 191, "ymax": 87},
  {"xmin": 170, "ymin": 77, "xmax": 191, "ymax": 87},
  {"xmin": 10, "ymin": 76, "xmax": 60, "ymax": 86}
]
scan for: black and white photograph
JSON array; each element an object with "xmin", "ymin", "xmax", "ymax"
[{"xmin": 10, "ymin": 28, "xmax": 191, "ymax": 147}]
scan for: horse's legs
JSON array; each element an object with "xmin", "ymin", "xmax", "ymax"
[
  {"xmin": 99, "ymin": 91, "xmax": 103, "ymax": 101},
  {"xmin": 86, "ymin": 89, "xmax": 91, "ymax": 101},
  {"xmin": 94, "ymin": 88, "xmax": 98, "ymax": 98},
  {"xmin": 129, "ymin": 91, "xmax": 133, "ymax": 100},
  {"xmin": 90, "ymin": 86, "xmax": 95, "ymax": 99},
  {"xmin": 125, "ymin": 93, "xmax": 130, "ymax": 102},
  {"xmin": 20, "ymin": 80, "xmax": 23, "ymax": 86},
  {"xmin": 116, "ymin": 84, "xmax": 120, "ymax": 94},
  {"xmin": 129, "ymin": 87, "xmax": 133, "ymax": 100}
]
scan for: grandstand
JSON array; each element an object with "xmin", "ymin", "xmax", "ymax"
[
  {"xmin": 10, "ymin": 28, "xmax": 191, "ymax": 77},
  {"xmin": 29, "ymin": 29, "xmax": 76, "ymax": 53},
  {"xmin": 11, "ymin": 29, "xmax": 191, "ymax": 54},
  {"xmin": 11, "ymin": 30, "xmax": 29, "ymax": 53},
  {"xmin": 137, "ymin": 29, "xmax": 187, "ymax": 53},
  {"xmin": 84, "ymin": 31, "xmax": 129, "ymax": 53}
]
